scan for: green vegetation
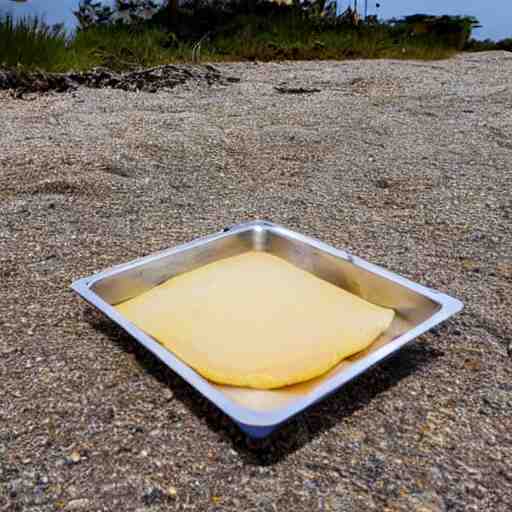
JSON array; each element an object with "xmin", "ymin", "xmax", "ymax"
[
  {"xmin": 70, "ymin": 25, "xmax": 189, "ymax": 71},
  {"xmin": 391, "ymin": 14, "xmax": 480, "ymax": 51},
  {"xmin": 0, "ymin": 14, "xmax": 68, "ymax": 71},
  {"xmin": 465, "ymin": 38, "xmax": 512, "ymax": 53},
  {"xmin": 0, "ymin": 5, "xmax": 492, "ymax": 73},
  {"xmin": 200, "ymin": 12, "xmax": 458, "ymax": 61}
]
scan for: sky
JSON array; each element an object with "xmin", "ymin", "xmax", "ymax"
[{"xmin": 0, "ymin": 0, "xmax": 510, "ymax": 40}]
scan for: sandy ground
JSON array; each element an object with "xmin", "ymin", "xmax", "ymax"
[{"xmin": 1, "ymin": 52, "xmax": 511, "ymax": 511}]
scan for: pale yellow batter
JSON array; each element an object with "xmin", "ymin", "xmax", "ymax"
[{"xmin": 116, "ymin": 251, "xmax": 394, "ymax": 389}]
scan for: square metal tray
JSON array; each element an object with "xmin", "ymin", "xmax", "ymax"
[{"xmin": 71, "ymin": 220, "xmax": 463, "ymax": 438}]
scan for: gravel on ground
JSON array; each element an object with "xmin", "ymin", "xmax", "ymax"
[{"xmin": 1, "ymin": 52, "xmax": 511, "ymax": 511}]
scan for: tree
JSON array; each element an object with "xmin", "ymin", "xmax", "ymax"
[
  {"xmin": 166, "ymin": 0, "xmax": 178, "ymax": 28},
  {"xmin": 74, "ymin": 0, "xmax": 161, "ymax": 29},
  {"xmin": 10, "ymin": 1, "xmax": 185, "ymax": 30},
  {"xmin": 75, "ymin": 0, "xmax": 114, "ymax": 29}
]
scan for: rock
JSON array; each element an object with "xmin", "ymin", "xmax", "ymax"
[
  {"xmin": 472, "ymin": 484, "xmax": 487, "ymax": 500},
  {"xmin": 162, "ymin": 388, "xmax": 174, "ymax": 400},
  {"xmin": 461, "ymin": 259, "xmax": 480, "ymax": 272},
  {"xmin": 429, "ymin": 466, "xmax": 444, "ymax": 486},
  {"xmin": 65, "ymin": 498, "xmax": 90, "ymax": 510},
  {"xmin": 67, "ymin": 451, "xmax": 81, "ymax": 464},
  {"xmin": 143, "ymin": 487, "xmax": 164, "ymax": 506},
  {"xmin": 387, "ymin": 490, "xmax": 446, "ymax": 512},
  {"xmin": 496, "ymin": 261, "xmax": 512, "ymax": 279},
  {"xmin": 7, "ymin": 479, "xmax": 20, "ymax": 498}
]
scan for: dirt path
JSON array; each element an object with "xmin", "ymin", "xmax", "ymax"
[{"xmin": 1, "ymin": 52, "xmax": 511, "ymax": 511}]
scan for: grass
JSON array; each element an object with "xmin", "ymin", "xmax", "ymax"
[
  {"xmin": 198, "ymin": 12, "xmax": 460, "ymax": 62},
  {"xmin": 70, "ymin": 25, "xmax": 183, "ymax": 71},
  {"xmin": 0, "ymin": 14, "xmax": 69, "ymax": 71},
  {"xmin": 0, "ymin": 7, "xmax": 479, "ymax": 73}
]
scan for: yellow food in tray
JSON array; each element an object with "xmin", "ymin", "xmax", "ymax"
[{"xmin": 116, "ymin": 251, "xmax": 394, "ymax": 389}]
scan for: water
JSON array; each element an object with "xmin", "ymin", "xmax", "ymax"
[{"xmin": 0, "ymin": 0, "xmax": 509, "ymax": 40}]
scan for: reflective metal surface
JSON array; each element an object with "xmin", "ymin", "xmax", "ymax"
[{"xmin": 71, "ymin": 220, "xmax": 463, "ymax": 438}]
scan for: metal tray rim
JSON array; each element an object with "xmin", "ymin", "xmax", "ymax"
[{"xmin": 71, "ymin": 220, "xmax": 463, "ymax": 433}]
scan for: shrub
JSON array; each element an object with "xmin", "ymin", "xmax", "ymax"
[
  {"xmin": 465, "ymin": 37, "xmax": 512, "ymax": 52},
  {"xmin": 390, "ymin": 14, "xmax": 480, "ymax": 50},
  {"xmin": 0, "ymin": 5, "xmax": 484, "ymax": 72}
]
